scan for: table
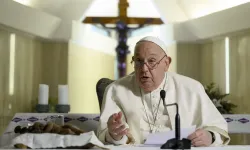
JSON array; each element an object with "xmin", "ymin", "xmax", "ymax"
[
  {"xmin": 1, "ymin": 113, "xmax": 250, "ymax": 149},
  {"xmin": 3, "ymin": 113, "xmax": 250, "ymax": 134},
  {"xmin": 106, "ymin": 145, "xmax": 250, "ymax": 150},
  {"xmin": 0, "ymin": 113, "xmax": 100, "ymax": 148},
  {"xmin": 0, "ymin": 145, "xmax": 250, "ymax": 150},
  {"xmin": 223, "ymin": 114, "xmax": 250, "ymax": 134},
  {"xmin": 111, "ymin": 145, "xmax": 250, "ymax": 150},
  {"xmin": 3, "ymin": 113, "xmax": 100, "ymax": 134}
]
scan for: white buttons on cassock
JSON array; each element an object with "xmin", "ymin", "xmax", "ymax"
[{"xmin": 153, "ymin": 103, "xmax": 157, "ymax": 108}]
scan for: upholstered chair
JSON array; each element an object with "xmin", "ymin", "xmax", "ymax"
[{"xmin": 96, "ymin": 78, "xmax": 114, "ymax": 111}]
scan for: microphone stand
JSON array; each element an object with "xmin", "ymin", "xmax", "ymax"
[{"xmin": 160, "ymin": 101, "xmax": 191, "ymax": 149}]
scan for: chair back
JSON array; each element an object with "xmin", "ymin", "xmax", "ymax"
[{"xmin": 96, "ymin": 78, "xmax": 114, "ymax": 111}]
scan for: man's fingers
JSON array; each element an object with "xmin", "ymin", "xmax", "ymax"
[
  {"xmin": 112, "ymin": 112, "xmax": 121, "ymax": 120},
  {"xmin": 113, "ymin": 128, "xmax": 128, "ymax": 138},
  {"xmin": 189, "ymin": 129, "xmax": 213, "ymax": 147},
  {"xmin": 110, "ymin": 112, "xmax": 122, "ymax": 125},
  {"xmin": 113, "ymin": 125, "xmax": 126, "ymax": 134},
  {"xmin": 191, "ymin": 136, "xmax": 201, "ymax": 145},
  {"xmin": 187, "ymin": 133, "xmax": 196, "ymax": 140},
  {"xmin": 108, "ymin": 113, "xmax": 120, "ymax": 125},
  {"xmin": 113, "ymin": 113, "xmax": 118, "ymax": 119},
  {"xmin": 116, "ymin": 112, "xmax": 123, "ymax": 121},
  {"xmin": 192, "ymin": 140, "xmax": 205, "ymax": 147},
  {"xmin": 117, "ymin": 128, "xmax": 128, "ymax": 136},
  {"xmin": 108, "ymin": 112, "xmax": 122, "ymax": 122},
  {"xmin": 188, "ymin": 129, "xmax": 203, "ymax": 140},
  {"xmin": 107, "ymin": 112, "xmax": 128, "ymax": 141},
  {"xmin": 108, "ymin": 114, "xmax": 116, "ymax": 123},
  {"xmin": 195, "ymin": 129, "xmax": 203, "ymax": 134},
  {"xmin": 109, "ymin": 121, "xmax": 122, "ymax": 131},
  {"xmin": 117, "ymin": 112, "xmax": 122, "ymax": 118},
  {"xmin": 109, "ymin": 128, "xmax": 128, "ymax": 141}
]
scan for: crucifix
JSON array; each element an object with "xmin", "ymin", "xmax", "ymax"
[{"xmin": 83, "ymin": 0, "xmax": 163, "ymax": 78}]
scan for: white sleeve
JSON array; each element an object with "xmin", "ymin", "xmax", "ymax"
[
  {"xmin": 195, "ymin": 83, "xmax": 230, "ymax": 145},
  {"xmin": 97, "ymin": 83, "xmax": 129, "ymax": 145},
  {"xmin": 105, "ymin": 131, "xmax": 128, "ymax": 145},
  {"xmin": 209, "ymin": 131, "xmax": 223, "ymax": 146}
]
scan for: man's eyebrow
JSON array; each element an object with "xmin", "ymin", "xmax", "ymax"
[{"xmin": 134, "ymin": 53, "xmax": 158, "ymax": 57}]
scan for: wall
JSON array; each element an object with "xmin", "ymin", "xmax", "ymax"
[
  {"xmin": 200, "ymin": 39, "xmax": 227, "ymax": 92},
  {"xmin": 174, "ymin": 2, "xmax": 250, "ymax": 42},
  {"xmin": 198, "ymin": 32, "xmax": 250, "ymax": 145},
  {"xmin": 165, "ymin": 43, "xmax": 177, "ymax": 73},
  {"xmin": 0, "ymin": 27, "xmax": 69, "ymax": 135},
  {"xmin": 0, "ymin": 29, "xmax": 10, "ymax": 134},
  {"xmin": 126, "ymin": 54, "xmax": 134, "ymax": 75},
  {"xmin": 180, "ymin": 32, "xmax": 250, "ymax": 114},
  {"xmin": 68, "ymin": 41, "xmax": 115, "ymax": 114},
  {"xmin": 176, "ymin": 43, "xmax": 201, "ymax": 81},
  {"xmin": 0, "ymin": 21, "xmax": 116, "ymax": 134},
  {"xmin": 0, "ymin": 0, "xmax": 61, "ymax": 39},
  {"xmin": 177, "ymin": 29, "xmax": 250, "ymax": 116},
  {"xmin": 199, "ymin": 34, "xmax": 250, "ymax": 114},
  {"xmin": 229, "ymin": 33, "xmax": 250, "ymax": 114},
  {"xmin": 71, "ymin": 22, "xmax": 116, "ymax": 55},
  {"xmin": 228, "ymin": 33, "xmax": 250, "ymax": 145},
  {"xmin": 0, "ymin": 29, "xmax": 43, "ymax": 134},
  {"xmin": 41, "ymin": 42, "xmax": 68, "ymax": 97}
]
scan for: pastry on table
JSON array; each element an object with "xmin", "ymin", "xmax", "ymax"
[
  {"xmin": 14, "ymin": 122, "xmax": 85, "ymax": 135},
  {"xmin": 13, "ymin": 122, "xmax": 92, "ymax": 149}
]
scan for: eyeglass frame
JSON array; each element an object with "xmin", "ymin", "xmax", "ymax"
[{"xmin": 131, "ymin": 55, "xmax": 167, "ymax": 70}]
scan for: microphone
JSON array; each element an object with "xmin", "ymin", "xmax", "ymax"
[
  {"xmin": 160, "ymin": 90, "xmax": 168, "ymax": 115},
  {"xmin": 160, "ymin": 90, "xmax": 191, "ymax": 149},
  {"xmin": 160, "ymin": 90, "xmax": 166, "ymax": 102}
]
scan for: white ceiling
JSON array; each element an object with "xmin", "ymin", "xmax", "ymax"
[
  {"xmin": 176, "ymin": 0, "xmax": 250, "ymax": 19},
  {"xmin": 13, "ymin": 0, "xmax": 93, "ymax": 20},
  {"xmin": 1, "ymin": 0, "xmax": 250, "ymax": 44},
  {"xmin": 85, "ymin": 0, "xmax": 161, "ymax": 18},
  {"xmin": 13, "ymin": 0, "xmax": 250, "ymax": 23}
]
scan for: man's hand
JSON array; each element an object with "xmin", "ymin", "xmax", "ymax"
[
  {"xmin": 107, "ymin": 112, "xmax": 128, "ymax": 141},
  {"xmin": 187, "ymin": 129, "xmax": 213, "ymax": 147}
]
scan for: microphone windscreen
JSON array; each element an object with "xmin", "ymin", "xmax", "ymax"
[{"xmin": 160, "ymin": 90, "xmax": 166, "ymax": 99}]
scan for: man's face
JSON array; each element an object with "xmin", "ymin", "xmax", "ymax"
[{"xmin": 133, "ymin": 41, "xmax": 171, "ymax": 92}]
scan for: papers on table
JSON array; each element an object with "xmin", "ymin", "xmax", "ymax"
[{"xmin": 144, "ymin": 126, "xmax": 196, "ymax": 145}]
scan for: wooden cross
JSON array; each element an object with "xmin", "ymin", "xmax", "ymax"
[{"xmin": 83, "ymin": 0, "xmax": 163, "ymax": 78}]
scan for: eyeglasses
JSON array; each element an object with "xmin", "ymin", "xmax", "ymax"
[{"xmin": 131, "ymin": 55, "xmax": 167, "ymax": 70}]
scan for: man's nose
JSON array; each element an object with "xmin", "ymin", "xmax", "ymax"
[{"xmin": 141, "ymin": 62, "xmax": 149, "ymax": 72}]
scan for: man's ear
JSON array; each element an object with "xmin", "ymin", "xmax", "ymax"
[
  {"xmin": 131, "ymin": 56, "xmax": 134, "ymax": 64},
  {"xmin": 164, "ymin": 56, "xmax": 172, "ymax": 71},
  {"xmin": 167, "ymin": 57, "xmax": 172, "ymax": 64}
]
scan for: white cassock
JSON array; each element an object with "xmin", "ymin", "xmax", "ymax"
[{"xmin": 97, "ymin": 72, "xmax": 230, "ymax": 146}]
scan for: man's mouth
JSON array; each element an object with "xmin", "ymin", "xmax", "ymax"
[{"xmin": 140, "ymin": 76, "xmax": 150, "ymax": 81}]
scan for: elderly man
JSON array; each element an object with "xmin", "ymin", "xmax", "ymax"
[{"xmin": 97, "ymin": 36, "xmax": 230, "ymax": 147}]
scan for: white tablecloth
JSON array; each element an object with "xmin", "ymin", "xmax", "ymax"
[
  {"xmin": 0, "ymin": 113, "xmax": 100, "ymax": 148},
  {"xmin": 3, "ymin": 113, "xmax": 250, "ymax": 134},
  {"xmin": 1, "ymin": 145, "xmax": 250, "ymax": 150},
  {"xmin": 112, "ymin": 145, "xmax": 250, "ymax": 150},
  {"xmin": 1, "ymin": 113, "xmax": 250, "ymax": 149},
  {"xmin": 4, "ymin": 113, "xmax": 100, "ymax": 133},
  {"xmin": 223, "ymin": 114, "xmax": 250, "ymax": 134}
]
